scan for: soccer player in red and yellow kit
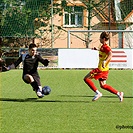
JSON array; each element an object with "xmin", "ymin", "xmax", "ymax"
[{"xmin": 84, "ymin": 32, "xmax": 124, "ymax": 102}]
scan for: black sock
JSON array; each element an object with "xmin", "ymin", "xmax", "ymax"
[{"xmin": 30, "ymin": 81, "xmax": 39, "ymax": 91}]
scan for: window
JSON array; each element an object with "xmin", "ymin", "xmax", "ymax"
[{"xmin": 64, "ymin": 6, "xmax": 83, "ymax": 27}]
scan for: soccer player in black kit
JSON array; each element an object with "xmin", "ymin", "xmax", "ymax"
[{"xmin": 8, "ymin": 43, "xmax": 49, "ymax": 98}]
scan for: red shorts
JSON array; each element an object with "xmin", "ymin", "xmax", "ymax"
[{"xmin": 90, "ymin": 68, "xmax": 109, "ymax": 80}]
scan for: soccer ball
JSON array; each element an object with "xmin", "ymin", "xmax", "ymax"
[{"xmin": 42, "ymin": 86, "xmax": 51, "ymax": 95}]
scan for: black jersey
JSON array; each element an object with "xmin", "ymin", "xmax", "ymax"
[{"xmin": 14, "ymin": 54, "xmax": 49, "ymax": 75}]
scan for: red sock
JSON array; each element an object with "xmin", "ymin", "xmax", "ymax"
[
  {"xmin": 84, "ymin": 78, "xmax": 97, "ymax": 92},
  {"xmin": 102, "ymin": 84, "xmax": 118, "ymax": 94}
]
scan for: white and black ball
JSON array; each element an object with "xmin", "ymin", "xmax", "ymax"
[{"xmin": 42, "ymin": 86, "xmax": 51, "ymax": 95}]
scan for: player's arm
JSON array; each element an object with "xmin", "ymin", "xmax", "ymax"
[
  {"xmin": 92, "ymin": 44, "xmax": 101, "ymax": 51},
  {"xmin": 37, "ymin": 55, "xmax": 49, "ymax": 66},
  {"xmin": 0, "ymin": 58, "xmax": 9, "ymax": 72},
  {"xmin": 102, "ymin": 51, "xmax": 112, "ymax": 68},
  {"xmin": 8, "ymin": 55, "xmax": 22, "ymax": 70},
  {"xmin": 105, "ymin": 51, "xmax": 112, "ymax": 62}
]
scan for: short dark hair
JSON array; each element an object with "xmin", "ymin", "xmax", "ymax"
[
  {"xmin": 29, "ymin": 43, "xmax": 37, "ymax": 49},
  {"xmin": 100, "ymin": 32, "xmax": 110, "ymax": 41}
]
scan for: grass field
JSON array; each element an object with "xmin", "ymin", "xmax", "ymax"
[{"xmin": 0, "ymin": 69, "xmax": 133, "ymax": 133}]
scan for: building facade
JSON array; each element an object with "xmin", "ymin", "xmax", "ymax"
[{"xmin": 34, "ymin": 0, "xmax": 133, "ymax": 48}]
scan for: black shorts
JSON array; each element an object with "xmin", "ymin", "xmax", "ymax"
[{"xmin": 22, "ymin": 74, "xmax": 41, "ymax": 86}]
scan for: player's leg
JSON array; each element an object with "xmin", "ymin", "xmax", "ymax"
[
  {"xmin": 99, "ymin": 79, "xmax": 118, "ymax": 94},
  {"xmin": 31, "ymin": 75, "xmax": 44, "ymax": 98},
  {"xmin": 84, "ymin": 70, "xmax": 102, "ymax": 101},
  {"xmin": 84, "ymin": 73, "xmax": 98, "ymax": 92},
  {"xmin": 23, "ymin": 74, "xmax": 44, "ymax": 98},
  {"xmin": 99, "ymin": 79, "xmax": 124, "ymax": 102},
  {"xmin": 23, "ymin": 74, "xmax": 34, "ymax": 83}
]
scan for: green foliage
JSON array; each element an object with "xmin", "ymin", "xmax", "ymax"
[
  {"xmin": 0, "ymin": 70, "xmax": 132, "ymax": 133},
  {"xmin": 1, "ymin": 0, "xmax": 60, "ymax": 37},
  {"xmin": 120, "ymin": 0, "xmax": 133, "ymax": 19},
  {"xmin": 61, "ymin": 0, "xmax": 67, "ymax": 8},
  {"xmin": 1, "ymin": 0, "xmax": 70, "ymax": 39}
]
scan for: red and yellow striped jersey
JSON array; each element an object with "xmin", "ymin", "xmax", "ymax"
[{"xmin": 98, "ymin": 44, "xmax": 111, "ymax": 71}]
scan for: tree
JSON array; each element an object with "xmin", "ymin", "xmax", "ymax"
[
  {"xmin": 1, "ymin": 0, "xmax": 116, "ymax": 48},
  {"xmin": 0, "ymin": 0, "xmax": 67, "ymax": 48},
  {"xmin": 1, "ymin": 0, "xmax": 52, "ymax": 37}
]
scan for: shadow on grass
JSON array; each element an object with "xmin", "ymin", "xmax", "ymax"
[
  {"xmin": 0, "ymin": 97, "xmax": 90, "ymax": 103},
  {"xmin": 0, "ymin": 95, "xmax": 132, "ymax": 103},
  {"xmin": 0, "ymin": 98, "xmax": 38, "ymax": 102},
  {"xmin": 58, "ymin": 95, "xmax": 133, "ymax": 99}
]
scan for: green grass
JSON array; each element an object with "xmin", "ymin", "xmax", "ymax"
[{"xmin": 0, "ymin": 69, "xmax": 133, "ymax": 133}]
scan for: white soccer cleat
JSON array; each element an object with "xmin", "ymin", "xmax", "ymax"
[
  {"xmin": 92, "ymin": 93, "xmax": 102, "ymax": 101},
  {"xmin": 118, "ymin": 92, "xmax": 124, "ymax": 102},
  {"xmin": 36, "ymin": 90, "xmax": 44, "ymax": 98}
]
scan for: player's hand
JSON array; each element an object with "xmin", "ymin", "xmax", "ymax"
[
  {"xmin": 102, "ymin": 61, "xmax": 106, "ymax": 68},
  {"xmin": 1, "ymin": 66, "xmax": 9, "ymax": 72},
  {"xmin": 44, "ymin": 59, "xmax": 49, "ymax": 66},
  {"xmin": 92, "ymin": 47, "xmax": 97, "ymax": 50}
]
